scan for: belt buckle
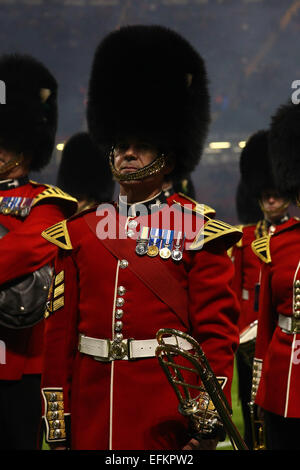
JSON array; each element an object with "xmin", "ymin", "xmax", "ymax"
[{"xmin": 108, "ymin": 338, "xmax": 130, "ymax": 360}]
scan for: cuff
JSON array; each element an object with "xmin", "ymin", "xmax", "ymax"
[
  {"xmin": 42, "ymin": 387, "xmax": 69, "ymax": 443},
  {"xmin": 251, "ymin": 358, "xmax": 263, "ymax": 403}
]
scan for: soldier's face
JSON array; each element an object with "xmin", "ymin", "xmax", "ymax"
[
  {"xmin": 0, "ymin": 147, "xmax": 22, "ymax": 179},
  {"xmin": 261, "ymin": 190, "xmax": 288, "ymax": 220},
  {"xmin": 113, "ymin": 140, "xmax": 158, "ymax": 175}
]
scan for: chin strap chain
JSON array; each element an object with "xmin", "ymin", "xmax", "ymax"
[
  {"xmin": 108, "ymin": 147, "xmax": 167, "ymax": 182},
  {"xmin": 0, "ymin": 154, "xmax": 24, "ymax": 175}
]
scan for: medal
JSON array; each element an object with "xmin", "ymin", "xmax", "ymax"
[
  {"xmin": 159, "ymin": 229, "xmax": 173, "ymax": 259},
  {"xmin": 147, "ymin": 244, "xmax": 159, "ymax": 257},
  {"xmin": 1, "ymin": 197, "xmax": 10, "ymax": 214},
  {"xmin": 147, "ymin": 228, "xmax": 161, "ymax": 257},
  {"xmin": 136, "ymin": 243, "xmax": 148, "ymax": 256},
  {"xmin": 0, "ymin": 196, "xmax": 33, "ymax": 217},
  {"xmin": 19, "ymin": 198, "xmax": 33, "ymax": 217},
  {"xmin": 171, "ymin": 249, "xmax": 183, "ymax": 261},
  {"xmin": 135, "ymin": 226, "xmax": 150, "ymax": 256},
  {"xmin": 159, "ymin": 246, "xmax": 171, "ymax": 259},
  {"xmin": 171, "ymin": 231, "xmax": 185, "ymax": 261}
]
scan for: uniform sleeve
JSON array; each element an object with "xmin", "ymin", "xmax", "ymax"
[
  {"xmin": 41, "ymin": 248, "xmax": 79, "ymax": 446},
  {"xmin": 252, "ymin": 262, "xmax": 276, "ymax": 403},
  {"xmin": 188, "ymin": 241, "xmax": 240, "ymax": 406},
  {"xmin": 0, "ymin": 202, "xmax": 70, "ymax": 285}
]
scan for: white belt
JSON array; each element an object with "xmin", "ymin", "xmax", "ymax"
[
  {"xmin": 278, "ymin": 313, "xmax": 300, "ymax": 334},
  {"xmin": 242, "ymin": 289, "xmax": 249, "ymax": 301},
  {"xmin": 78, "ymin": 333, "xmax": 192, "ymax": 361}
]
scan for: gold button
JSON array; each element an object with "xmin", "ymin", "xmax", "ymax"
[
  {"xmin": 115, "ymin": 321, "xmax": 123, "ymax": 332},
  {"xmin": 127, "ymin": 229, "xmax": 135, "ymax": 238},
  {"xmin": 117, "ymin": 286, "xmax": 126, "ymax": 296},
  {"xmin": 114, "ymin": 333, "xmax": 123, "ymax": 342},
  {"xmin": 115, "ymin": 309, "xmax": 124, "ymax": 319},
  {"xmin": 128, "ymin": 219, "xmax": 138, "ymax": 229},
  {"xmin": 116, "ymin": 297, "xmax": 125, "ymax": 307}
]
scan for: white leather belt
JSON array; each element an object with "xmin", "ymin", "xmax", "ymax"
[
  {"xmin": 278, "ymin": 313, "xmax": 300, "ymax": 334},
  {"xmin": 78, "ymin": 333, "xmax": 192, "ymax": 361},
  {"xmin": 242, "ymin": 289, "xmax": 249, "ymax": 301}
]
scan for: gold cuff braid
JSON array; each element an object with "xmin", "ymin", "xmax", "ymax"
[{"xmin": 42, "ymin": 388, "xmax": 67, "ymax": 442}]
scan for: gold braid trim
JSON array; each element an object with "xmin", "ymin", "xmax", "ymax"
[
  {"xmin": 251, "ymin": 235, "xmax": 271, "ymax": 263},
  {"xmin": 31, "ymin": 183, "xmax": 77, "ymax": 208},
  {"xmin": 42, "ymin": 220, "xmax": 72, "ymax": 250},
  {"xmin": 254, "ymin": 220, "xmax": 268, "ymax": 239},
  {"xmin": 42, "ymin": 388, "xmax": 67, "ymax": 443},
  {"xmin": 251, "ymin": 358, "xmax": 263, "ymax": 403}
]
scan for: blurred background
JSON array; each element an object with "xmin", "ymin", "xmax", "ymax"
[{"xmin": 1, "ymin": 0, "xmax": 299, "ymax": 223}]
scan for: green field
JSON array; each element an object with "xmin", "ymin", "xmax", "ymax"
[{"xmin": 217, "ymin": 360, "xmax": 244, "ymax": 450}]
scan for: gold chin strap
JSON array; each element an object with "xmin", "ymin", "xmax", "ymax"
[
  {"xmin": 109, "ymin": 149, "xmax": 167, "ymax": 182},
  {"xmin": 259, "ymin": 199, "xmax": 290, "ymax": 217},
  {"xmin": 0, "ymin": 154, "xmax": 24, "ymax": 176}
]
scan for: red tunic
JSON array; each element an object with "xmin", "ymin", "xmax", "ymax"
[
  {"xmin": 231, "ymin": 219, "xmax": 294, "ymax": 335},
  {"xmin": 0, "ymin": 179, "xmax": 77, "ymax": 380},
  {"xmin": 231, "ymin": 224, "xmax": 262, "ymax": 333},
  {"xmin": 41, "ymin": 193, "xmax": 241, "ymax": 450},
  {"xmin": 252, "ymin": 217, "xmax": 300, "ymax": 417}
]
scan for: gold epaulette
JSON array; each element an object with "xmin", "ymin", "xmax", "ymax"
[
  {"xmin": 251, "ymin": 235, "xmax": 271, "ymax": 263},
  {"xmin": 189, "ymin": 218, "xmax": 242, "ymax": 250},
  {"xmin": 30, "ymin": 182, "xmax": 78, "ymax": 209},
  {"xmin": 235, "ymin": 224, "xmax": 244, "ymax": 247},
  {"xmin": 42, "ymin": 220, "xmax": 73, "ymax": 250},
  {"xmin": 177, "ymin": 192, "xmax": 216, "ymax": 218},
  {"xmin": 227, "ymin": 246, "xmax": 234, "ymax": 259}
]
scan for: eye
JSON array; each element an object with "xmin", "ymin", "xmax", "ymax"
[
  {"xmin": 137, "ymin": 142, "xmax": 155, "ymax": 152},
  {"xmin": 115, "ymin": 142, "xmax": 129, "ymax": 153}
]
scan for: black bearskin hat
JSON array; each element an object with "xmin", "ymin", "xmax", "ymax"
[
  {"xmin": 173, "ymin": 176, "xmax": 196, "ymax": 199},
  {"xmin": 0, "ymin": 53, "xmax": 57, "ymax": 171},
  {"xmin": 57, "ymin": 132, "xmax": 115, "ymax": 203},
  {"xmin": 268, "ymin": 101, "xmax": 300, "ymax": 200},
  {"xmin": 235, "ymin": 180, "xmax": 263, "ymax": 224},
  {"xmin": 87, "ymin": 25, "xmax": 210, "ymax": 180},
  {"xmin": 239, "ymin": 129, "xmax": 275, "ymax": 198}
]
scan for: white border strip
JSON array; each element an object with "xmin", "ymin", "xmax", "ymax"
[
  {"xmin": 284, "ymin": 260, "xmax": 300, "ymax": 417},
  {"xmin": 109, "ymin": 260, "xmax": 120, "ymax": 450}
]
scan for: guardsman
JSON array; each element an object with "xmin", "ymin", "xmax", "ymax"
[
  {"xmin": 0, "ymin": 54, "xmax": 77, "ymax": 449},
  {"xmin": 230, "ymin": 179, "xmax": 263, "ymax": 449},
  {"xmin": 57, "ymin": 131, "xmax": 115, "ymax": 213},
  {"xmin": 251, "ymin": 102, "xmax": 300, "ymax": 450},
  {"xmin": 40, "ymin": 25, "xmax": 241, "ymax": 451},
  {"xmin": 230, "ymin": 130, "xmax": 292, "ymax": 449}
]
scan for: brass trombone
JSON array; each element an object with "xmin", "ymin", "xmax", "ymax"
[
  {"xmin": 156, "ymin": 328, "xmax": 248, "ymax": 451},
  {"xmin": 249, "ymin": 400, "xmax": 266, "ymax": 450}
]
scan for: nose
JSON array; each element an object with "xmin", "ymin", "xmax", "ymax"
[
  {"xmin": 122, "ymin": 144, "xmax": 138, "ymax": 160},
  {"xmin": 124, "ymin": 144, "xmax": 136, "ymax": 154}
]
